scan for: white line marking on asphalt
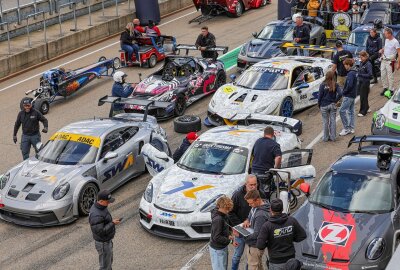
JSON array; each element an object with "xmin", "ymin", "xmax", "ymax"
[
  {"xmin": 180, "ymin": 243, "xmax": 209, "ymax": 270},
  {"xmin": 0, "ymin": 10, "xmax": 198, "ymax": 93}
]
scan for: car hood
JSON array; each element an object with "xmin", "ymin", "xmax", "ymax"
[
  {"xmin": 152, "ymin": 165, "xmax": 244, "ymax": 212},
  {"xmin": 5, "ymin": 158, "xmax": 89, "ymax": 202},
  {"xmin": 243, "ymin": 39, "xmax": 283, "ymax": 59},
  {"xmin": 210, "ymin": 84, "xmax": 286, "ymax": 117},
  {"xmin": 293, "ymin": 202, "xmax": 392, "ymax": 264},
  {"xmin": 133, "ymin": 75, "xmax": 187, "ymax": 96}
]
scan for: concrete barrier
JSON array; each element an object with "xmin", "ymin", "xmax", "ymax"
[{"xmin": 0, "ymin": 0, "xmax": 194, "ymax": 79}]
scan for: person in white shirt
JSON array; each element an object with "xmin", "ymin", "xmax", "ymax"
[{"xmin": 379, "ymin": 27, "xmax": 400, "ymax": 96}]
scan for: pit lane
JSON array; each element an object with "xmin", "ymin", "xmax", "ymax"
[{"xmin": 0, "ymin": 2, "xmax": 393, "ymax": 269}]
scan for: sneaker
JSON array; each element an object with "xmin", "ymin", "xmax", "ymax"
[
  {"xmin": 381, "ymin": 88, "xmax": 388, "ymax": 96},
  {"xmin": 358, "ymin": 113, "xmax": 365, "ymax": 117},
  {"xmin": 339, "ymin": 129, "xmax": 351, "ymax": 136},
  {"xmin": 350, "ymin": 129, "xmax": 355, "ymax": 134}
]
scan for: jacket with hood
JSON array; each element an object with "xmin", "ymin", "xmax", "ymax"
[
  {"xmin": 342, "ymin": 68, "xmax": 357, "ymax": 98},
  {"xmin": 307, "ymin": 0, "xmax": 320, "ymax": 17},
  {"xmin": 256, "ymin": 213, "xmax": 307, "ymax": 264},
  {"xmin": 210, "ymin": 209, "xmax": 231, "ymax": 250},
  {"xmin": 244, "ymin": 203, "xmax": 270, "ymax": 247},
  {"xmin": 366, "ymin": 35, "xmax": 383, "ymax": 56},
  {"xmin": 333, "ymin": 0, "xmax": 349, "ymax": 12},
  {"xmin": 358, "ymin": 60, "xmax": 373, "ymax": 82},
  {"xmin": 172, "ymin": 138, "xmax": 191, "ymax": 162}
]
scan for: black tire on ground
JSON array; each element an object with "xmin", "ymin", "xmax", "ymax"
[
  {"xmin": 34, "ymin": 98, "xmax": 50, "ymax": 115},
  {"xmin": 174, "ymin": 115, "xmax": 202, "ymax": 134},
  {"xmin": 78, "ymin": 183, "xmax": 99, "ymax": 216},
  {"xmin": 261, "ymin": 0, "xmax": 268, "ymax": 6},
  {"xmin": 148, "ymin": 54, "xmax": 157, "ymax": 68},
  {"xmin": 98, "ymin": 56, "xmax": 107, "ymax": 62},
  {"xmin": 20, "ymin": 97, "xmax": 34, "ymax": 111}
]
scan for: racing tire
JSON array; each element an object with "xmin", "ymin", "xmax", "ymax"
[
  {"xmin": 279, "ymin": 97, "xmax": 294, "ymax": 118},
  {"xmin": 229, "ymin": 0, "xmax": 244, "ymax": 18},
  {"xmin": 113, "ymin": 57, "xmax": 121, "ymax": 70},
  {"xmin": 98, "ymin": 56, "xmax": 107, "ymax": 62},
  {"xmin": 214, "ymin": 71, "xmax": 226, "ymax": 90},
  {"xmin": 78, "ymin": 183, "xmax": 99, "ymax": 216},
  {"xmin": 34, "ymin": 98, "xmax": 50, "ymax": 115},
  {"xmin": 261, "ymin": 0, "xmax": 268, "ymax": 7},
  {"xmin": 19, "ymin": 97, "xmax": 34, "ymax": 111},
  {"xmin": 174, "ymin": 95, "xmax": 187, "ymax": 116},
  {"xmin": 174, "ymin": 115, "xmax": 202, "ymax": 134},
  {"xmin": 319, "ymin": 33, "xmax": 327, "ymax": 46},
  {"xmin": 148, "ymin": 54, "xmax": 157, "ymax": 68}
]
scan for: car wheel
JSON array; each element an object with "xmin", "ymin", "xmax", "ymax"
[
  {"xmin": 231, "ymin": 1, "xmax": 244, "ymax": 17},
  {"xmin": 34, "ymin": 98, "xmax": 50, "ymax": 115},
  {"xmin": 319, "ymin": 33, "xmax": 327, "ymax": 46},
  {"xmin": 174, "ymin": 115, "xmax": 201, "ymax": 134},
  {"xmin": 279, "ymin": 97, "xmax": 294, "ymax": 118},
  {"xmin": 148, "ymin": 54, "xmax": 157, "ymax": 68},
  {"xmin": 174, "ymin": 95, "xmax": 187, "ymax": 116},
  {"xmin": 261, "ymin": 0, "xmax": 268, "ymax": 6},
  {"xmin": 214, "ymin": 71, "xmax": 226, "ymax": 90},
  {"xmin": 20, "ymin": 97, "xmax": 34, "ymax": 111},
  {"xmin": 113, "ymin": 57, "xmax": 121, "ymax": 70},
  {"xmin": 78, "ymin": 183, "xmax": 99, "ymax": 216},
  {"xmin": 98, "ymin": 56, "xmax": 107, "ymax": 62}
]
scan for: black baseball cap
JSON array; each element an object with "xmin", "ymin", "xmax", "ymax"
[
  {"xmin": 270, "ymin": 198, "xmax": 283, "ymax": 212},
  {"xmin": 22, "ymin": 99, "xmax": 32, "ymax": 105},
  {"xmin": 97, "ymin": 190, "xmax": 115, "ymax": 203}
]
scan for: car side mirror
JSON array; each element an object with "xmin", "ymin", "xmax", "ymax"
[
  {"xmin": 156, "ymin": 151, "xmax": 170, "ymax": 162},
  {"xmin": 36, "ymin": 142, "xmax": 43, "ymax": 151},
  {"xmin": 252, "ymin": 32, "xmax": 258, "ymax": 38},
  {"xmin": 230, "ymin": 74, "xmax": 237, "ymax": 83},
  {"xmin": 103, "ymin": 152, "xmax": 118, "ymax": 162},
  {"xmin": 295, "ymin": 82, "xmax": 309, "ymax": 92},
  {"xmin": 299, "ymin": 183, "xmax": 310, "ymax": 196}
]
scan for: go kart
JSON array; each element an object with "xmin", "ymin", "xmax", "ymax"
[
  {"xmin": 118, "ymin": 35, "xmax": 177, "ymax": 68},
  {"xmin": 22, "ymin": 57, "xmax": 120, "ymax": 114}
]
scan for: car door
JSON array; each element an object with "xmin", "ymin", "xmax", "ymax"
[
  {"xmin": 141, "ymin": 143, "xmax": 174, "ymax": 176},
  {"xmin": 292, "ymin": 67, "xmax": 319, "ymax": 109},
  {"xmin": 277, "ymin": 149, "xmax": 316, "ymax": 185}
]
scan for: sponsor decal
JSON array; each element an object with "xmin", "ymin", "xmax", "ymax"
[
  {"xmin": 212, "ymin": 127, "xmax": 257, "ymax": 136},
  {"xmin": 163, "ymin": 181, "xmax": 214, "ymax": 199},
  {"xmin": 331, "ymin": 13, "xmax": 351, "ymax": 40},
  {"xmin": 393, "ymin": 105, "xmax": 400, "ymax": 113},
  {"xmin": 315, "ymin": 221, "xmax": 353, "ymax": 246},
  {"xmin": 144, "ymin": 155, "xmax": 165, "ymax": 173},
  {"xmin": 50, "ymin": 132, "xmax": 101, "ymax": 148},
  {"xmin": 273, "ymin": 225, "xmax": 293, "ymax": 238},
  {"xmin": 251, "ymin": 66, "xmax": 289, "ymax": 74},
  {"xmin": 160, "ymin": 212, "xmax": 177, "ymax": 219},
  {"xmin": 223, "ymin": 85, "xmax": 236, "ymax": 94},
  {"xmin": 103, "ymin": 154, "xmax": 135, "ymax": 182}
]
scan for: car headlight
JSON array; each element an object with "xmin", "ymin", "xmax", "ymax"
[
  {"xmin": 375, "ymin": 114, "xmax": 386, "ymax": 130},
  {"xmin": 144, "ymin": 183, "xmax": 153, "ymax": 203},
  {"xmin": 239, "ymin": 45, "xmax": 246, "ymax": 56},
  {"xmin": 366, "ymin": 238, "xmax": 385, "ymax": 260},
  {"xmin": 52, "ymin": 182, "xmax": 70, "ymax": 200},
  {"xmin": 0, "ymin": 173, "xmax": 10, "ymax": 190},
  {"xmin": 200, "ymin": 194, "xmax": 224, "ymax": 213}
]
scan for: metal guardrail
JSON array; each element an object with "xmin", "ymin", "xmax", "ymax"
[
  {"xmin": 26, "ymin": 11, "xmax": 47, "ymax": 47},
  {"xmin": 0, "ymin": 21, "xmax": 10, "ymax": 54}
]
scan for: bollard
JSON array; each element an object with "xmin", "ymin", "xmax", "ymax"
[
  {"xmin": 17, "ymin": 0, "xmax": 21, "ymax": 25},
  {"xmin": 26, "ymin": 11, "xmax": 46, "ymax": 48},
  {"xmin": 58, "ymin": 3, "xmax": 73, "ymax": 36},
  {"xmin": 115, "ymin": 0, "xmax": 118, "ymax": 16},
  {"xmin": 48, "ymin": 0, "xmax": 53, "ymax": 16},
  {"xmin": 33, "ymin": 0, "xmax": 37, "ymax": 19},
  {"xmin": 70, "ymin": 1, "xmax": 79, "ymax": 32},
  {"xmin": 102, "ymin": 0, "xmax": 105, "ymax": 16},
  {"xmin": 88, "ymin": 0, "xmax": 92, "ymax": 26},
  {"xmin": 0, "ymin": 22, "xmax": 10, "ymax": 54}
]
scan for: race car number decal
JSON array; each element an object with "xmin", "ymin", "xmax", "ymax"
[
  {"xmin": 223, "ymin": 86, "xmax": 235, "ymax": 94},
  {"xmin": 315, "ymin": 221, "xmax": 353, "ymax": 246},
  {"xmin": 50, "ymin": 132, "xmax": 101, "ymax": 148}
]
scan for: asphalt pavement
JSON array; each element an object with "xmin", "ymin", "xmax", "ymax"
[{"xmin": 0, "ymin": 1, "xmax": 395, "ymax": 269}]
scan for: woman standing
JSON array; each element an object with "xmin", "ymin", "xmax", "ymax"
[
  {"xmin": 318, "ymin": 70, "xmax": 342, "ymax": 142},
  {"xmin": 357, "ymin": 51, "xmax": 373, "ymax": 116}
]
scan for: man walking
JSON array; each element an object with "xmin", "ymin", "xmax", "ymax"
[
  {"xmin": 331, "ymin": 40, "xmax": 353, "ymax": 88},
  {"xmin": 243, "ymin": 190, "xmax": 270, "ymax": 270},
  {"xmin": 293, "ymin": 15, "xmax": 310, "ymax": 56},
  {"xmin": 339, "ymin": 58, "xmax": 357, "ymax": 136},
  {"xmin": 13, "ymin": 99, "xmax": 48, "ymax": 160},
  {"xmin": 89, "ymin": 190, "xmax": 121, "ymax": 270},
  {"xmin": 195, "ymin": 26, "xmax": 217, "ymax": 59},
  {"xmin": 256, "ymin": 199, "xmax": 307, "ymax": 270},
  {"xmin": 379, "ymin": 27, "xmax": 400, "ymax": 97},
  {"xmin": 366, "ymin": 28, "xmax": 382, "ymax": 83}
]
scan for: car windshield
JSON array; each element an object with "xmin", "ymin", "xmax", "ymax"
[
  {"xmin": 310, "ymin": 171, "xmax": 393, "ymax": 213},
  {"xmin": 37, "ymin": 132, "xmax": 99, "ymax": 165},
  {"xmin": 177, "ymin": 141, "xmax": 248, "ymax": 175},
  {"xmin": 347, "ymin": 32, "xmax": 369, "ymax": 47},
  {"xmin": 236, "ymin": 66, "xmax": 289, "ymax": 90},
  {"xmin": 258, "ymin": 25, "xmax": 293, "ymax": 41}
]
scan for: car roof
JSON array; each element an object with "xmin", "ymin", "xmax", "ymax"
[
  {"xmin": 199, "ymin": 125, "xmax": 264, "ymax": 149},
  {"xmin": 362, "ymin": 10, "xmax": 387, "ymax": 24},
  {"xmin": 353, "ymin": 24, "xmax": 375, "ymax": 32}
]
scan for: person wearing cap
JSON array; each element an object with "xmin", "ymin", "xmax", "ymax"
[
  {"xmin": 195, "ymin": 26, "xmax": 217, "ymax": 59},
  {"xmin": 89, "ymin": 190, "xmax": 121, "ymax": 270},
  {"xmin": 172, "ymin": 132, "xmax": 198, "ymax": 162},
  {"xmin": 331, "ymin": 40, "xmax": 353, "ymax": 88},
  {"xmin": 256, "ymin": 199, "xmax": 307, "ymax": 270},
  {"xmin": 13, "ymin": 99, "xmax": 48, "ymax": 160},
  {"xmin": 293, "ymin": 15, "xmax": 310, "ymax": 56}
]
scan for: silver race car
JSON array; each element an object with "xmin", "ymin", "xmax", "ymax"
[
  {"xmin": 139, "ymin": 115, "xmax": 316, "ymax": 240},
  {"xmin": 0, "ymin": 96, "xmax": 170, "ymax": 226}
]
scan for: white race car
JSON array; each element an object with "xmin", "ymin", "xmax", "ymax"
[
  {"xmin": 205, "ymin": 56, "xmax": 332, "ymax": 126},
  {"xmin": 372, "ymin": 89, "xmax": 400, "ymax": 135},
  {"xmin": 139, "ymin": 115, "xmax": 316, "ymax": 240}
]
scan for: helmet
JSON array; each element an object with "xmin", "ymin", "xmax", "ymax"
[
  {"xmin": 113, "ymin": 71, "xmax": 127, "ymax": 83},
  {"xmin": 377, "ymin": 144, "xmax": 393, "ymax": 170},
  {"xmin": 374, "ymin": 19, "xmax": 383, "ymax": 29}
]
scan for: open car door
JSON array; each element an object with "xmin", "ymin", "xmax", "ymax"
[
  {"xmin": 141, "ymin": 143, "xmax": 174, "ymax": 176},
  {"xmin": 278, "ymin": 149, "xmax": 316, "ymax": 186}
]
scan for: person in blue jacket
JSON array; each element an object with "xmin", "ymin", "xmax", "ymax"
[
  {"xmin": 357, "ymin": 51, "xmax": 373, "ymax": 117},
  {"xmin": 172, "ymin": 132, "xmax": 198, "ymax": 162},
  {"xmin": 110, "ymin": 71, "xmax": 134, "ymax": 116},
  {"xmin": 339, "ymin": 58, "xmax": 357, "ymax": 136}
]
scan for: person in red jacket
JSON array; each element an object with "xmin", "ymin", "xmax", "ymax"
[
  {"xmin": 145, "ymin": 20, "xmax": 161, "ymax": 37},
  {"xmin": 333, "ymin": 0, "xmax": 349, "ymax": 12},
  {"xmin": 133, "ymin": 18, "xmax": 145, "ymax": 33}
]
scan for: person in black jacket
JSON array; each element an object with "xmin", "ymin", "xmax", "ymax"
[
  {"xmin": 172, "ymin": 132, "xmax": 198, "ymax": 162},
  {"xmin": 331, "ymin": 40, "xmax": 353, "ymax": 88},
  {"xmin": 13, "ymin": 98, "xmax": 48, "ymax": 160},
  {"xmin": 256, "ymin": 199, "xmax": 307, "ymax": 270},
  {"xmin": 210, "ymin": 196, "xmax": 234, "ymax": 270},
  {"xmin": 295, "ymin": 0, "xmax": 309, "ymax": 16},
  {"xmin": 339, "ymin": 58, "xmax": 357, "ymax": 136},
  {"xmin": 357, "ymin": 51, "xmax": 373, "ymax": 117},
  {"xmin": 120, "ymin": 22, "xmax": 139, "ymax": 65},
  {"xmin": 293, "ymin": 16, "xmax": 310, "ymax": 56},
  {"xmin": 366, "ymin": 28, "xmax": 382, "ymax": 83},
  {"xmin": 195, "ymin": 26, "xmax": 217, "ymax": 59},
  {"xmin": 89, "ymin": 190, "xmax": 121, "ymax": 270}
]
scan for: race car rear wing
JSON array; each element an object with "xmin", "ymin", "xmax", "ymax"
[
  {"xmin": 348, "ymin": 135, "xmax": 400, "ymax": 152},
  {"xmin": 229, "ymin": 113, "xmax": 303, "ymax": 136},
  {"xmin": 176, "ymin": 44, "xmax": 229, "ymax": 56},
  {"xmin": 98, "ymin": 95, "xmax": 171, "ymax": 122}
]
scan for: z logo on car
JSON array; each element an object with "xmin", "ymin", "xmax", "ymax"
[{"xmin": 315, "ymin": 221, "xmax": 353, "ymax": 246}]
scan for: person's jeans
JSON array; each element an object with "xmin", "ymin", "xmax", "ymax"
[
  {"xmin": 21, "ymin": 133, "xmax": 41, "ymax": 160},
  {"xmin": 359, "ymin": 80, "xmax": 370, "ymax": 115},
  {"xmin": 232, "ymin": 236, "xmax": 246, "ymax": 270},
  {"xmin": 296, "ymin": 48, "xmax": 309, "ymax": 56},
  {"xmin": 339, "ymin": 97, "xmax": 355, "ymax": 131},
  {"xmin": 320, "ymin": 103, "xmax": 337, "ymax": 142},
  {"xmin": 95, "ymin": 240, "xmax": 113, "ymax": 270},
  {"xmin": 210, "ymin": 246, "xmax": 228, "ymax": 270},
  {"xmin": 121, "ymin": 44, "xmax": 139, "ymax": 62}
]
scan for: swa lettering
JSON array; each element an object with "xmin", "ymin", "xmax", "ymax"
[
  {"xmin": 146, "ymin": 157, "xmax": 164, "ymax": 173},
  {"xmin": 103, "ymin": 155, "xmax": 134, "ymax": 182}
]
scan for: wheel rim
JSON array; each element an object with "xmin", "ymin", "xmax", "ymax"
[
  {"xmin": 262, "ymin": 0, "xmax": 267, "ymax": 6},
  {"xmin": 179, "ymin": 115, "xmax": 196, "ymax": 122},
  {"xmin": 113, "ymin": 58, "xmax": 121, "ymax": 69},
  {"xmin": 99, "ymin": 56, "xmax": 106, "ymax": 62},
  {"xmin": 80, "ymin": 185, "xmax": 97, "ymax": 214},
  {"xmin": 282, "ymin": 98, "xmax": 293, "ymax": 117},
  {"xmin": 175, "ymin": 97, "xmax": 186, "ymax": 115},
  {"xmin": 236, "ymin": 2, "xmax": 242, "ymax": 15},
  {"xmin": 42, "ymin": 103, "xmax": 49, "ymax": 113},
  {"xmin": 150, "ymin": 55, "xmax": 157, "ymax": 67}
]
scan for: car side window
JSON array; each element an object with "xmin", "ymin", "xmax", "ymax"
[
  {"xmin": 291, "ymin": 67, "xmax": 304, "ymax": 88},
  {"xmin": 312, "ymin": 67, "xmax": 323, "ymax": 80},
  {"xmin": 100, "ymin": 126, "xmax": 139, "ymax": 159}
]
